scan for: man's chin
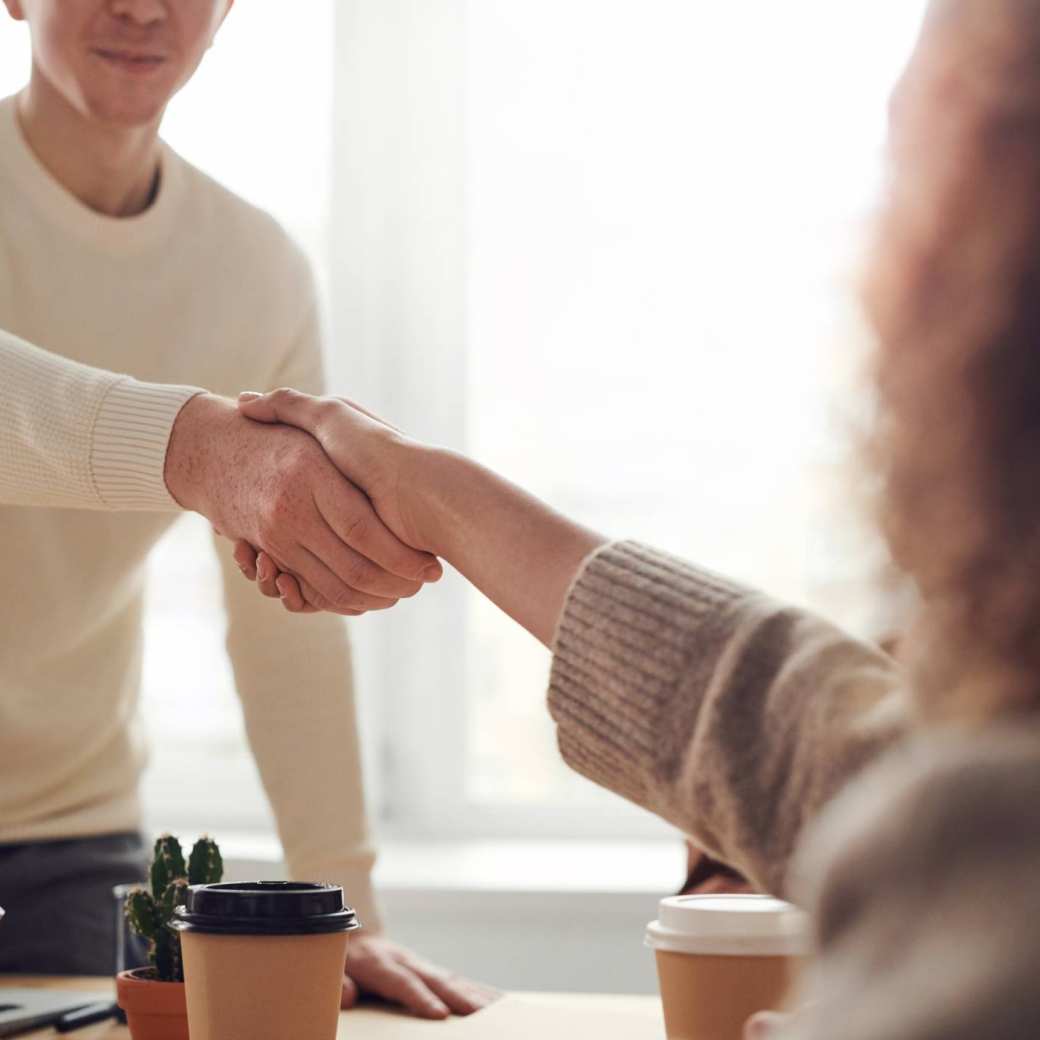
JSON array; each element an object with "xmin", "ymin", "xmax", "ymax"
[
  {"xmin": 79, "ymin": 86, "xmax": 170, "ymax": 130},
  {"xmin": 88, "ymin": 101, "xmax": 167, "ymax": 130}
]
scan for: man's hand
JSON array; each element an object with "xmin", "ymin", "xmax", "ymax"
[
  {"xmin": 164, "ymin": 393, "xmax": 441, "ymax": 614},
  {"xmin": 237, "ymin": 389, "xmax": 433, "ymax": 549},
  {"xmin": 343, "ymin": 934, "xmax": 500, "ymax": 1019},
  {"xmin": 233, "ymin": 388, "xmax": 443, "ymax": 612}
]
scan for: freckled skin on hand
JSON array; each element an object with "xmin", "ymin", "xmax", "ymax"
[
  {"xmin": 169, "ymin": 394, "xmax": 322, "ymax": 549},
  {"xmin": 166, "ymin": 393, "xmax": 436, "ymax": 613}
]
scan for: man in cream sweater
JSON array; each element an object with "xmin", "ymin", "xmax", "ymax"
[{"xmin": 0, "ymin": 0, "xmax": 489, "ymax": 1017}]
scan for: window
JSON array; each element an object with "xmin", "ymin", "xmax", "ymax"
[
  {"xmin": 326, "ymin": 0, "xmax": 928, "ymax": 839},
  {"xmin": 1, "ymin": 2, "xmax": 928, "ymax": 848},
  {"xmin": 460, "ymin": 1, "xmax": 928, "ymax": 815},
  {"xmin": 0, "ymin": 22, "xmax": 28, "ymax": 95}
]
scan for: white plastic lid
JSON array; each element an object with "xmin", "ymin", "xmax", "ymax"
[{"xmin": 645, "ymin": 894, "xmax": 808, "ymax": 957}]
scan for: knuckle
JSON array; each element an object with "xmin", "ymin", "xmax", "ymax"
[
  {"xmin": 259, "ymin": 491, "xmax": 289, "ymax": 528},
  {"xmin": 267, "ymin": 483, "xmax": 303, "ymax": 525},
  {"xmin": 339, "ymin": 511, "xmax": 369, "ymax": 547},
  {"xmin": 256, "ymin": 518, "xmax": 281, "ymax": 553},
  {"xmin": 314, "ymin": 397, "xmax": 340, "ymax": 422},
  {"xmin": 342, "ymin": 556, "xmax": 379, "ymax": 592}
]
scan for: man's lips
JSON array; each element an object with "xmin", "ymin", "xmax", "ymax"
[{"xmin": 91, "ymin": 48, "xmax": 169, "ymax": 74}]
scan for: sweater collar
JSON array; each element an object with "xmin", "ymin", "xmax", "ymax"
[{"xmin": 0, "ymin": 93, "xmax": 184, "ymax": 256}]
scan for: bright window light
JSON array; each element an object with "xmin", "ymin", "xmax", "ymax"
[
  {"xmin": 0, "ymin": 1, "xmax": 928, "ymax": 842},
  {"xmin": 461, "ymin": 1, "xmax": 927, "ymax": 806}
]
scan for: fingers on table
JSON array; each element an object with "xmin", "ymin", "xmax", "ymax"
[
  {"xmin": 340, "ymin": 975, "xmax": 361, "ymax": 1010},
  {"xmin": 371, "ymin": 961, "xmax": 451, "ymax": 1020},
  {"xmin": 411, "ymin": 966, "xmax": 500, "ymax": 1016}
]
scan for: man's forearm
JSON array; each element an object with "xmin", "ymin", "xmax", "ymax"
[{"xmin": 414, "ymin": 448, "xmax": 608, "ymax": 646}]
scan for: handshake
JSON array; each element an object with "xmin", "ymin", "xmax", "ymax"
[
  {"xmin": 165, "ymin": 389, "xmax": 450, "ymax": 616},
  {"xmin": 166, "ymin": 388, "xmax": 604, "ymax": 644}
]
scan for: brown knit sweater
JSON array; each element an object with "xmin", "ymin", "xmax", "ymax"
[{"xmin": 549, "ymin": 541, "xmax": 1040, "ymax": 1038}]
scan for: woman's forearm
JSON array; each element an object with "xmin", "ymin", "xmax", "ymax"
[{"xmin": 415, "ymin": 448, "xmax": 609, "ymax": 646}]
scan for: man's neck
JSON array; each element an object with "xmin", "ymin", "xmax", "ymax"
[{"xmin": 17, "ymin": 73, "xmax": 162, "ymax": 218}]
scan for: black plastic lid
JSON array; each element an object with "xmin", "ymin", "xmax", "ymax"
[{"xmin": 172, "ymin": 882, "xmax": 361, "ymax": 936}]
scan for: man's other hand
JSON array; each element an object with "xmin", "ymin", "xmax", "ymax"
[{"xmin": 342, "ymin": 934, "xmax": 500, "ymax": 1019}]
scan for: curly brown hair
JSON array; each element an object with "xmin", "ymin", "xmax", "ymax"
[{"xmin": 866, "ymin": 0, "xmax": 1040, "ymax": 721}]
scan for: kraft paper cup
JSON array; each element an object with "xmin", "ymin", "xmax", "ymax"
[
  {"xmin": 646, "ymin": 894, "xmax": 808, "ymax": 1040},
  {"xmin": 174, "ymin": 882, "xmax": 360, "ymax": 1040}
]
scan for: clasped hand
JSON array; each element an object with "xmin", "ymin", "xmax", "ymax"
[
  {"xmin": 165, "ymin": 391, "xmax": 439, "ymax": 615},
  {"xmin": 227, "ymin": 389, "xmax": 436, "ymax": 614}
]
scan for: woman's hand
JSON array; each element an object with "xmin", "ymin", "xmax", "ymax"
[
  {"xmin": 238, "ymin": 389, "xmax": 433, "ymax": 551},
  {"xmin": 234, "ymin": 389, "xmax": 445, "ymax": 611},
  {"xmin": 167, "ymin": 392, "xmax": 439, "ymax": 614}
]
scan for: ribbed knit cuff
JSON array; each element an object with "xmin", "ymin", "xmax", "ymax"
[
  {"xmin": 548, "ymin": 540, "xmax": 749, "ymax": 810},
  {"xmin": 90, "ymin": 378, "xmax": 204, "ymax": 510}
]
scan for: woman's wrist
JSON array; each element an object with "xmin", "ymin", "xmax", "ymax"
[
  {"xmin": 395, "ymin": 442, "xmax": 471, "ymax": 560},
  {"xmin": 394, "ymin": 439, "xmax": 610, "ymax": 646}
]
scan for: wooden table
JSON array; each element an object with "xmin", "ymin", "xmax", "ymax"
[{"xmin": 3, "ymin": 977, "xmax": 664, "ymax": 1039}]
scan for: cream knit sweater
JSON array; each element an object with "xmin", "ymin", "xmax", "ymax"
[{"xmin": 0, "ymin": 96, "xmax": 378, "ymax": 927}]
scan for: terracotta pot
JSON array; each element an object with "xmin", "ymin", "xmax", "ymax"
[{"xmin": 115, "ymin": 968, "xmax": 189, "ymax": 1040}]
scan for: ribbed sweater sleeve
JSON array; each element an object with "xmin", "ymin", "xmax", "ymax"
[
  {"xmin": 548, "ymin": 540, "xmax": 910, "ymax": 896},
  {"xmin": 0, "ymin": 328, "xmax": 202, "ymax": 510}
]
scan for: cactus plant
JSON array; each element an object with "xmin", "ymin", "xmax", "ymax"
[{"xmin": 125, "ymin": 834, "xmax": 223, "ymax": 983}]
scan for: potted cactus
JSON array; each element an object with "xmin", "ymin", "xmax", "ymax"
[{"xmin": 116, "ymin": 834, "xmax": 223, "ymax": 1040}]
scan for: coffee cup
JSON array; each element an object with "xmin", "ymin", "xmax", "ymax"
[
  {"xmin": 645, "ymin": 893, "xmax": 807, "ymax": 1040},
  {"xmin": 173, "ymin": 881, "xmax": 360, "ymax": 1040}
]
